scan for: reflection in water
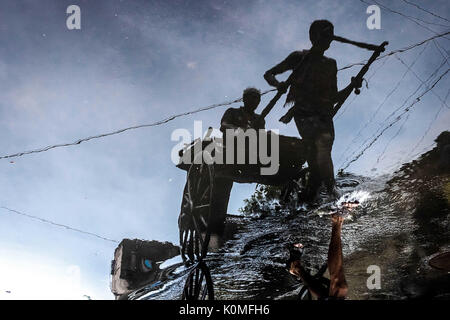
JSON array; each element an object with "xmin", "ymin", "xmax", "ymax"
[{"xmin": 132, "ymin": 172, "xmax": 449, "ymax": 300}]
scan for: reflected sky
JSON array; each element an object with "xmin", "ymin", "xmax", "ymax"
[{"xmin": 0, "ymin": 0, "xmax": 448, "ymax": 299}]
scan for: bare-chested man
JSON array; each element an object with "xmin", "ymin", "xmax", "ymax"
[{"xmin": 264, "ymin": 20, "xmax": 359, "ymax": 201}]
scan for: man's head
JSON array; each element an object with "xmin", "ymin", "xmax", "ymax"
[
  {"xmin": 243, "ymin": 87, "xmax": 261, "ymax": 112},
  {"xmin": 309, "ymin": 20, "xmax": 334, "ymax": 51}
]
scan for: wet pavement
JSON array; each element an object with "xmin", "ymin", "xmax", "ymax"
[{"xmin": 132, "ymin": 172, "xmax": 450, "ymax": 300}]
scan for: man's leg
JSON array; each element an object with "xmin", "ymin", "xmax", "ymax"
[
  {"xmin": 328, "ymin": 214, "xmax": 348, "ymax": 298},
  {"xmin": 316, "ymin": 133, "xmax": 335, "ymax": 193},
  {"xmin": 209, "ymin": 178, "xmax": 233, "ymax": 235},
  {"xmin": 315, "ymin": 118, "xmax": 336, "ymax": 194},
  {"xmin": 294, "ymin": 116, "xmax": 321, "ymax": 200}
]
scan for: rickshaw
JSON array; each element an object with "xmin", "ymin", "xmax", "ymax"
[
  {"xmin": 172, "ymin": 38, "xmax": 388, "ymax": 301},
  {"xmin": 176, "ymin": 127, "xmax": 310, "ymax": 300}
]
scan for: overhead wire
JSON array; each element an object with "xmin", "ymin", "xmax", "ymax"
[
  {"xmin": 2, "ymin": 32, "xmax": 448, "ymax": 162},
  {"xmin": 339, "ymin": 54, "xmax": 449, "ymax": 168},
  {"xmin": 371, "ymin": 56, "xmax": 450, "ymax": 167},
  {"xmin": 395, "ymin": 54, "xmax": 449, "ymax": 107},
  {"xmin": 334, "ymin": 55, "xmax": 390, "ymax": 120},
  {"xmin": 373, "ymin": 113, "xmax": 410, "ymax": 167},
  {"xmin": 0, "ymin": 206, "xmax": 119, "ymax": 244},
  {"xmin": 338, "ymin": 30, "xmax": 450, "ymax": 71},
  {"xmin": 0, "ymin": 89, "xmax": 274, "ymax": 160},
  {"xmin": 359, "ymin": 0, "xmax": 450, "ymax": 37},
  {"xmin": 371, "ymin": 50, "xmax": 450, "ymax": 165},
  {"xmin": 340, "ymin": 67, "xmax": 449, "ymax": 171},
  {"xmin": 407, "ymin": 88, "xmax": 450, "ymax": 156},
  {"xmin": 401, "ymin": 0, "xmax": 450, "ymax": 24},
  {"xmin": 336, "ymin": 42, "xmax": 429, "ymax": 165}
]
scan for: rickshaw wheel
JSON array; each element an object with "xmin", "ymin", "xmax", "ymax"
[
  {"xmin": 179, "ymin": 162, "xmax": 214, "ymax": 262},
  {"xmin": 181, "ymin": 261, "xmax": 214, "ymax": 300}
]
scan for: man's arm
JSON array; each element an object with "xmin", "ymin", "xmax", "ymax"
[
  {"xmin": 326, "ymin": 59, "xmax": 353, "ymax": 105},
  {"xmin": 334, "ymin": 60, "xmax": 363, "ymax": 105},
  {"xmin": 220, "ymin": 109, "xmax": 238, "ymax": 133},
  {"xmin": 264, "ymin": 51, "xmax": 303, "ymax": 90},
  {"xmin": 327, "ymin": 214, "xmax": 348, "ymax": 298},
  {"xmin": 335, "ymin": 83, "xmax": 355, "ymax": 104},
  {"xmin": 251, "ymin": 116, "xmax": 265, "ymax": 130}
]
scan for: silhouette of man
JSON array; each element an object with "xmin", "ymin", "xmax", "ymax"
[
  {"xmin": 264, "ymin": 20, "xmax": 357, "ymax": 201},
  {"xmin": 210, "ymin": 87, "xmax": 265, "ymax": 235},
  {"xmin": 220, "ymin": 87, "xmax": 265, "ymax": 134}
]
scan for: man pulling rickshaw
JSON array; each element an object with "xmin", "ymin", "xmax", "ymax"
[
  {"xmin": 175, "ymin": 19, "xmax": 388, "ymax": 300},
  {"xmin": 264, "ymin": 19, "xmax": 386, "ymax": 202}
]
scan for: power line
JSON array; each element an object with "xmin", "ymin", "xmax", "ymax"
[
  {"xmin": 372, "ymin": 55, "xmax": 450, "ymax": 165},
  {"xmin": 394, "ymin": 54, "xmax": 449, "ymax": 107},
  {"xmin": 1, "ymin": 33, "xmax": 449, "ymax": 162},
  {"xmin": 377, "ymin": 57, "xmax": 448, "ymax": 127},
  {"xmin": 340, "ymin": 54, "xmax": 449, "ymax": 168},
  {"xmin": 401, "ymin": 0, "xmax": 450, "ymax": 24},
  {"xmin": 334, "ymin": 95, "xmax": 358, "ymax": 120},
  {"xmin": 380, "ymin": 140, "xmax": 435, "ymax": 174},
  {"xmin": 433, "ymin": 39, "xmax": 450, "ymax": 66},
  {"xmin": 338, "ymin": 30, "xmax": 450, "ymax": 71},
  {"xmin": 340, "ymin": 58, "xmax": 447, "ymax": 169},
  {"xmin": 374, "ymin": 113, "xmax": 410, "ymax": 167},
  {"xmin": 340, "ymin": 67, "xmax": 449, "ymax": 171},
  {"xmin": 0, "ymin": 206, "xmax": 119, "ymax": 244},
  {"xmin": 408, "ymin": 88, "xmax": 450, "ymax": 156},
  {"xmin": 343, "ymin": 67, "xmax": 449, "ymax": 170},
  {"xmin": 337, "ymin": 42, "xmax": 429, "ymax": 166},
  {"xmin": 359, "ymin": 0, "xmax": 450, "ymax": 36},
  {"xmin": 0, "ymin": 89, "xmax": 274, "ymax": 160},
  {"xmin": 335, "ymin": 55, "xmax": 390, "ymax": 120}
]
